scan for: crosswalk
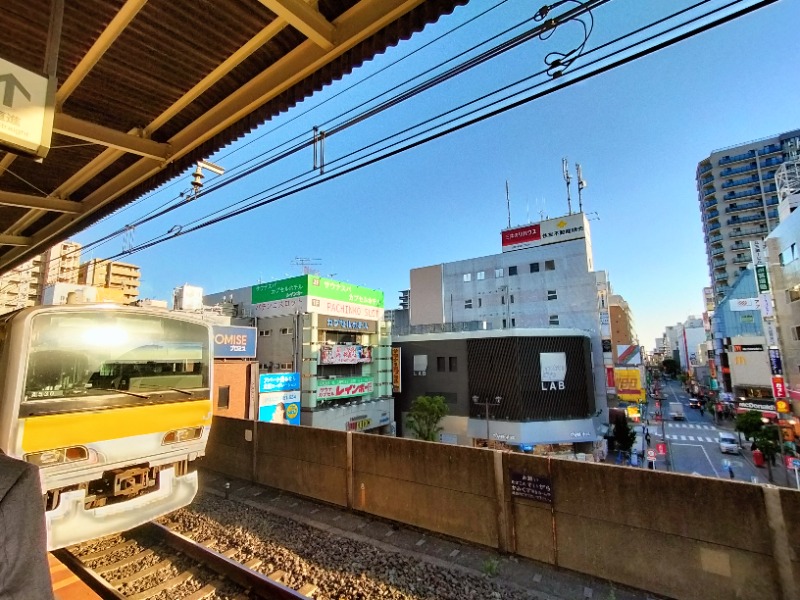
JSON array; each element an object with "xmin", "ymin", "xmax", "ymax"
[{"xmin": 647, "ymin": 422, "xmax": 725, "ymax": 444}]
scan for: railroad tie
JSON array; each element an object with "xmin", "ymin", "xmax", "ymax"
[
  {"xmin": 268, "ymin": 569, "xmax": 286, "ymax": 583},
  {"xmin": 183, "ymin": 581, "xmax": 221, "ymax": 600},
  {"xmin": 298, "ymin": 582, "xmax": 318, "ymax": 597},
  {"xmin": 127, "ymin": 568, "xmax": 195, "ymax": 600},
  {"xmin": 109, "ymin": 558, "xmax": 171, "ymax": 586},
  {"xmin": 77, "ymin": 540, "xmax": 138, "ymax": 562},
  {"xmin": 222, "ymin": 548, "xmax": 238, "ymax": 558},
  {"xmin": 244, "ymin": 558, "xmax": 263, "ymax": 570},
  {"xmin": 95, "ymin": 549, "xmax": 155, "ymax": 574}
]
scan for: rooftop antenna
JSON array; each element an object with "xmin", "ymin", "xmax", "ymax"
[
  {"xmin": 291, "ymin": 257, "xmax": 322, "ymax": 275},
  {"xmin": 562, "ymin": 158, "xmax": 572, "ymax": 215},
  {"xmin": 576, "ymin": 163, "xmax": 587, "ymax": 213},
  {"xmin": 505, "ymin": 180, "xmax": 511, "ymax": 228}
]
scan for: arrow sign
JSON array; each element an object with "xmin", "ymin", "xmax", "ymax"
[
  {"xmin": 0, "ymin": 57, "xmax": 54, "ymax": 158},
  {"xmin": 0, "ymin": 73, "xmax": 31, "ymax": 108}
]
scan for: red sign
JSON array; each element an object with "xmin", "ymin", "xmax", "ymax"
[
  {"xmin": 501, "ymin": 224, "xmax": 540, "ymax": 247},
  {"xmin": 772, "ymin": 376, "xmax": 787, "ymax": 399},
  {"xmin": 646, "ymin": 449, "xmax": 657, "ymax": 462},
  {"xmin": 656, "ymin": 442, "xmax": 667, "ymax": 456},
  {"xmin": 606, "ymin": 367, "xmax": 615, "ymax": 388}
]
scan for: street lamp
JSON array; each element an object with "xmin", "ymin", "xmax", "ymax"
[{"xmin": 473, "ymin": 395, "xmax": 502, "ymax": 447}]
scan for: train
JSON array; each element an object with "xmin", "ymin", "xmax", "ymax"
[{"xmin": 0, "ymin": 303, "xmax": 214, "ymax": 550}]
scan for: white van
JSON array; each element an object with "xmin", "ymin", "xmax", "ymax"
[
  {"xmin": 668, "ymin": 402, "xmax": 685, "ymax": 421},
  {"xmin": 719, "ymin": 432, "xmax": 740, "ymax": 455}
]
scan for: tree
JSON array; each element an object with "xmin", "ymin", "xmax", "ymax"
[
  {"xmin": 662, "ymin": 358, "xmax": 679, "ymax": 376},
  {"xmin": 406, "ymin": 395, "xmax": 448, "ymax": 441},
  {"xmin": 613, "ymin": 418, "xmax": 637, "ymax": 455},
  {"xmin": 735, "ymin": 410, "xmax": 764, "ymax": 441}
]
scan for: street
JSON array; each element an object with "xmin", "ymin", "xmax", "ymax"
[{"xmin": 636, "ymin": 378, "xmax": 791, "ymax": 486}]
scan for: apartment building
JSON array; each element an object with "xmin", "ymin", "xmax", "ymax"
[
  {"xmin": 78, "ymin": 258, "xmax": 141, "ymax": 304},
  {"xmin": 609, "ymin": 294, "xmax": 637, "ymax": 364},
  {"xmin": 698, "ymin": 129, "xmax": 800, "ymax": 304}
]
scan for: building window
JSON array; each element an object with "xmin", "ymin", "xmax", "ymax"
[
  {"xmin": 549, "ymin": 314, "xmax": 559, "ymax": 326},
  {"xmin": 502, "ymin": 319, "xmax": 507, "ymax": 328},
  {"xmin": 793, "ymin": 326, "xmax": 800, "ymax": 341},
  {"xmin": 510, "ymin": 294, "xmax": 515, "ymax": 304},
  {"xmin": 259, "ymin": 330, "xmax": 271, "ymax": 336},
  {"xmin": 463, "ymin": 273, "xmax": 472, "ymax": 282},
  {"xmin": 465, "ymin": 299, "xmax": 473, "ymax": 309},
  {"xmin": 280, "ymin": 327, "xmax": 293, "ymax": 335},
  {"xmin": 788, "ymin": 286, "xmax": 800, "ymax": 302},
  {"xmin": 495, "ymin": 268, "xmax": 503, "ymax": 277},
  {"xmin": 511, "ymin": 318, "xmax": 516, "ymax": 327},
  {"xmin": 449, "ymin": 356, "xmax": 457, "ymax": 371},
  {"xmin": 477, "ymin": 271, "xmax": 485, "ymax": 280},
  {"xmin": 437, "ymin": 356, "xmax": 446, "ymax": 372},
  {"xmin": 501, "ymin": 296, "xmax": 506, "ymax": 305},
  {"xmin": 280, "ymin": 362, "xmax": 293, "ymax": 370},
  {"xmin": 530, "ymin": 262, "xmax": 540, "ymax": 273},
  {"xmin": 217, "ymin": 385, "xmax": 230, "ymax": 409},
  {"xmin": 478, "ymin": 298, "xmax": 482, "ymax": 307},
  {"xmin": 548, "ymin": 290, "xmax": 558, "ymax": 300},
  {"xmin": 509, "ymin": 266, "xmax": 518, "ymax": 276},
  {"xmin": 545, "ymin": 260, "xmax": 556, "ymax": 271}
]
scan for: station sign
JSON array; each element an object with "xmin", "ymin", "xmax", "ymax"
[{"xmin": 0, "ymin": 57, "xmax": 56, "ymax": 159}]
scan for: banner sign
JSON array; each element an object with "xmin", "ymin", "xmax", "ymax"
[
  {"xmin": 733, "ymin": 344, "xmax": 764, "ymax": 352},
  {"xmin": 759, "ymin": 293, "xmax": 774, "ymax": 318},
  {"xmin": 764, "ymin": 320, "xmax": 779, "ymax": 348},
  {"xmin": 392, "ymin": 347, "xmax": 402, "ymax": 393},
  {"xmin": 212, "ymin": 325, "xmax": 256, "ymax": 358},
  {"xmin": 769, "ymin": 349, "xmax": 783, "ymax": 376},
  {"xmin": 252, "ymin": 275, "xmax": 383, "ymax": 307},
  {"xmin": 319, "ymin": 314, "xmax": 377, "ymax": 333},
  {"xmin": 755, "ymin": 265, "xmax": 770, "ymax": 292},
  {"xmin": 615, "ymin": 368, "xmax": 644, "ymax": 402},
  {"xmin": 729, "ymin": 298, "xmax": 759, "ymax": 312},
  {"xmin": 258, "ymin": 390, "xmax": 300, "ymax": 425},
  {"xmin": 617, "ymin": 345, "xmax": 642, "ymax": 366},
  {"xmin": 317, "ymin": 376, "xmax": 373, "ymax": 400},
  {"xmin": 319, "ymin": 344, "xmax": 373, "ymax": 365},
  {"xmin": 772, "ymin": 376, "xmax": 787, "ymax": 399},
  {"xmin": 259, "ymin": 372, "xmax": 300, "ymax": 393},
  {"xmin": 501, "ymin": 213, "xmax": 586, "ymax": 251},
  {"xmin": 750, "ymin": 239, "xmax": 767, "ymax": 266}
]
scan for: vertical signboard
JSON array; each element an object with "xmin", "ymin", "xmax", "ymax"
[
  {"xmin": 772, "ymin": 376, "xmax": 787, "ymax": 399},
  {"xmin": 391, "ymin": 347, "xmax": 402, "ymax": 393},
  {"xmin": 769, "ymin": 349, "xmax": 783, "ymax": 375},
  {"xmin": 755, "ymin": 265, "xmax": 770, "ymax": 292},
  {"xmin": 750, "ymin": 240, "xmax": 767, "ymax": 266}
]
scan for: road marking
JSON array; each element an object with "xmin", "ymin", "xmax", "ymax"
[
  {"xmin": 680, "ymin": 435, "xmax": 687, "ymax": 440},
  {"xmin": 671, "ymin": 443, "xmax": 721, "ymax": 477},
  {"xmin": 688, "ymin": 436, "xmax": 695, "ymax": 441},
  {"xmin": 706, "ymin": 437, "xmax": 714, "ymax": 443}
]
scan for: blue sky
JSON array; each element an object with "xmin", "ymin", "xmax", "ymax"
[{"xmin": 75, "ymin": 0, "xmax": 800, "ymax": 350}]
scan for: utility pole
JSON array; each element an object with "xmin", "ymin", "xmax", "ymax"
[{"xmin": 473, "ymin": 395, "xmax": 502, "ymax": 447}]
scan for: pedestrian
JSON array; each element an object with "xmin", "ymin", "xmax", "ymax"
[
  {"xmin": 645, "ymin": 432, "xmax": 651, "ymax": 447},
  {"xmin": 728, "ymin": 464, "xmax": 735, "ymax": 479},
  {"xmin": 699, "ymin": 406, "xmax": 705, "ymax": 417}
]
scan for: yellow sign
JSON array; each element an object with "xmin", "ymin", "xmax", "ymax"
[
  {"xmin": 615, "ymin": 367, "xmax": 644, "ymax": 402},
  {"xmin": 776, "ymin": 399, "xmax": 790, "ymax": 414}
]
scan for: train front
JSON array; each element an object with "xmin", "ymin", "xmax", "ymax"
[{"xmin": 8, "ymin": 305, "xmax": 213, "ymax": 550}]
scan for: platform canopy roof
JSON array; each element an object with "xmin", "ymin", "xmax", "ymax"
[{"xmin": 0, "ymin": 0, "xmax": 467, "ymax": 274}]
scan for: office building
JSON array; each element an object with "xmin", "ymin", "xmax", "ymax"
[{"xmin": 78, "ymin": 258, "xmax": 141, "ymax": 304}]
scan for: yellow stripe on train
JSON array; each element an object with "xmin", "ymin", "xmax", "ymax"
[{"xmin": 21, "ymin": 399, "xmax": 213, "ymax": 453}]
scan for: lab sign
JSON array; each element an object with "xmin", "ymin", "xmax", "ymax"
[{"xmin": 0, "ymin": 58, "xmax": 56, "ymax": 159}]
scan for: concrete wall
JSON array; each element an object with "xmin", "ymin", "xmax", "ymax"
[{"xmin": 202, "ymin": 417, "xmax": 799, "ymax": 600}]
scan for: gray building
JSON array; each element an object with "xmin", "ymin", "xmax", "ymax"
[
  {"xmin": 697, "ymin": 129, "xmax": 800, "ymax": 303},
  {"xmin": 399, "ymin": 211, "xmax": 610, "ymax": 426}
]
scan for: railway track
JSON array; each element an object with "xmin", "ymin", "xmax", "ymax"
[{"xmin": 53, "ymin": 522, "xmax": 316, "ymax": 600}]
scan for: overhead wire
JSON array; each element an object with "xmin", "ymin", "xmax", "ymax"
[{"xmin": 97, "ymin": 0, "xmax": 775, "ymax": 264}]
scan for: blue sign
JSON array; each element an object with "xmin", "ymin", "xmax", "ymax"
[
  {"xmin": 259, "ymin": 372, "xmax": 300, "ymax": 393},
  {"xmin": 259, "ymin": 391, "xmax": 301, "ymax": 425},
  {"xmin": 212, "ymin": 326, "xmax": 256, "ymax": 358}
]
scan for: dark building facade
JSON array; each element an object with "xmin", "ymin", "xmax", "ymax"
[{"xmin": 394, "ymin": 329, "xmax": 601, "ymax": 454}]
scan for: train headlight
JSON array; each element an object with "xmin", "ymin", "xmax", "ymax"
[
  {"xmin": 162, "ymin": 427, "xmax": 203, "ymax": 445},
  {"xmin": 25, "ymin": 446, "xmax": 89, "ymax": 467}
]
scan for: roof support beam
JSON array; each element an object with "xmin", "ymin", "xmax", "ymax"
[
  {"xmin": 0, "ymin": 235, "xmax": 31, "ymax": 247},
  {"xmin": 53, "ymin": 113, "xmax": 170, "ymax": 160},
  {"xmin": 0, "ymin": 191, "xmax": 84, "ymax": 214},
  {"xmin": 259, "ymin": 0, "xmax": 335, "ymax": 49}
]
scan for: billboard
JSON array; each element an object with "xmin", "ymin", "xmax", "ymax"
[
  {"xmin": 616, "ymin": 345, "xmax": 642, "ymax": 366},
  {"xmin": 212, "ymin": 325, "xmax": 256, "ymax": 358},
  {"xmin": 615, "ymin": 367, "xmax": 644, "ymax": 402},
  {"xmin": 259, "ymin": 372, "xmax": 300, "ymax": 393},
  {"xmin": 319, "ymin": 344, "xmax": 373, "ymax": 365},
  {"xmin": 317, "ymin": 376, "xmax": 373, "ymax": 400},
  {"xmin": 252, "ymin": 295, "xmax": 384, "ymax": 320},
  {"xmin": 258, "ymin": 390, "xmax": 300, "ymax": 425},
  {"xmin": 501, "ymin": 213, "xmax": 587, "ymax": 252},
  {"xmin": 251, "ymin": 275, "xmax": 383, "ymax": 308},
  {"xmin": 319, "ymin": 314, "xmax": 378, "ymax": 333}
]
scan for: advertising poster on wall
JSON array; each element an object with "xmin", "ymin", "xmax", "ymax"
[
  {"xmin": 615, "ymin": 367, "xmax": 644, "ymax": 402},
  {"xmin": 319, "ymin": 345, "xmax": 373, "ymax": 365},
  {"xmin": 259, "ymin": 372, "xmax": 300, "ymax": 393},
  {"xmin": 317, "ymin": 376, "xmax": 373, "ymax": 400},
  {"xmin": 212, "ymin": 325, "xmax": 256, "ymax": 358},
  {"xmin": 258, "ymin": 390, "xmax": 301, "ymax": 425}
]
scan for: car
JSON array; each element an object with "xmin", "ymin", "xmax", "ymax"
[
  {"xmin": 719, "ymin": 432, "xmax": 741, "ymax": 455},
  {"xmin": 689, "ymin": 398, "xmax": 701, "ymax": 409}
]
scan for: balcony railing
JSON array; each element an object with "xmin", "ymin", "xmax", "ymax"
[
  {"xmin": 722, "ymin": 175, "xmax": 759, "ymax": 189},
  {"xmin": 714, "ymin": 271, "xmax": 729, "ymax": 281},
  {"xmin": 708, "ymin": 233, "xmax": 723, "ymax": 244},
  {"xmin": 725, "ymin": 201, "xmax": 763, "ymax": 214},
  {"xmin": 733, "ymin": 256, "xmax": 751, "ymax": 264},
  {"xmin": 703, "ymin": 187, "xmax": 717, "ymax": 197},
  {"xmin": 759, "ymin": 144, "xmax": 781, "ymax": 156},
  {"xmin": 730, "ymin": 243, "xmax": 749, "ymax": 251},
  {"xmin": 707, "ymin": 209, "xmax": 720, "ymax": 220},
  {"xmin": 727, "ymin": 214, "xmax": 765, "ymax": 226},
  {"xmin": 720, "ymin": 163, "xmax": 756, "ymax": 177},
  {"xmin": 711, "ymin": 247, "xmax": 725, "ymax": 257},
  {"xmin": 724, "ymin": 187, "xmax": 761, "ymax": 200},
  {"xmin": 701, "ymin": 175, "xmax": 714, "ymax": 185},
  {"xmin": 729, "ymin": 227, "xmax": 767, "ymax": 238},
  {"xmin": 704, "ymin": 198, "xmax": 718, "ymax": 210},
  {"xmin": 708, "ymin": 222, "xmax": 721, "ymax": 231}
]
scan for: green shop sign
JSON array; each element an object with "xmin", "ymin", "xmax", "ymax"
[
  {"xmin": 316, "ymin": 376, "xmax": 374, "ymax": 400},
  {"xmin": 755, "ymin": 265, "xmax": 770, "ymax": 293},
  {"xmin": 252, "ymin": 275, "xmax": 383, "ymax": 307}
]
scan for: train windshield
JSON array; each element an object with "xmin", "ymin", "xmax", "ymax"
[{"xmin": 23, "ymin": 311, "xmax": 209, "ymax": 401}]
